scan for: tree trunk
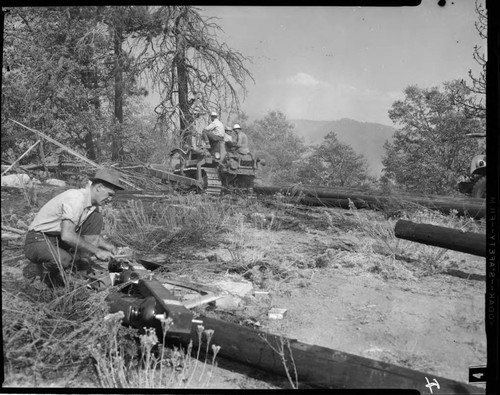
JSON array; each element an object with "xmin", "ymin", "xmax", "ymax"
[
  {"xmin": 37, "ymin": 123, "xmax": 49, "ymax": 177},
  {"xmin": 174, "ymin": 10, "xmax": 195, "ymax": 146},
  {"xmin": 112, "ymin": 21, "xmax": 124, "ymax": 161},
  {"xmin": 85, "ymin": 131, "xmax": 97, "ymax": 160}
]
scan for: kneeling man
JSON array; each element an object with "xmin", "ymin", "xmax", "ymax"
[{"xmin": 24, "ymin": 167, "xmax": 124, "ymax": 287}]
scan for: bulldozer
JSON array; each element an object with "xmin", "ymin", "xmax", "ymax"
[
  {"xmin": 457, "ymin": 133, "xmax": 486, "ymax": 199},
  {"xmin": 169, "ymin": 131, "xmax": 264, "ymax": 195}
]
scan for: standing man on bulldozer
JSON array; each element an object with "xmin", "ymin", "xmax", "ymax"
[{"xmin": 201, "ymin": 111, "xmax": 225, "ymax": 149}]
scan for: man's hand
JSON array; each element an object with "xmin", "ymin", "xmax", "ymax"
[
  {"xmin": 95, "ymin": 249, "xmax": 114, "ymax": 261},
  {"xmin": 98, "ymin": 237, "xmax": 118, "ymax": 255},
  {"xmin": 103, "ymin": 244, "xmax": 118, "ymax": 255}
]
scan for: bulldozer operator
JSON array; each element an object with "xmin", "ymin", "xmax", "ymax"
[
  {"xmin": 224, "ymin": 123, "xmax": 254, "ymax": 172},
  {"xmin": 227, "ymin": 124, "xmax": 250, "ymax": 156}
]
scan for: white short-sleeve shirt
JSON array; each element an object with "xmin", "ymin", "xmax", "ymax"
[
  {"xmin": 28, "ymin": 184, "xmax": 96, "ymax": 234},
  {"xmin": 204, "ymin": 119, "xmax": 225, "ymax": 138}
]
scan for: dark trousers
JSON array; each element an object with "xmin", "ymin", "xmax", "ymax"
[
  {"xmin": 202, "ymin": 130, "xmax": 224, "ymax": 145},
  {"xmin": 24, "ymin": 211, "xmax": 103, "ymax": 286}
]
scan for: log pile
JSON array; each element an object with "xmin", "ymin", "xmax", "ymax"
[{"xmin": 254, "ymin": 185, "xmax": 486, "ymax": 219}]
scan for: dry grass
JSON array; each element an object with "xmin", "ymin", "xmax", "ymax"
[
  {"xmin": 2, "ymin": 283, "xmax": 112, "ymax": 386},
  {"xmin": 220, "ymin": 213, "xmax": 317, "ymax": 293},
  {"xmin": 105, "ymin": 195, "xmax": 234, "ymax": 253},
  {"xmin": 3, "ymin": 283, "xmax": 221, "ymax": 388},
  {"xmin": 226, "ymin": 196, "xmax": 485, "ymax": 284},
  {"xmin": 21, "ymin": 180, "xmax": 39, "ymax": 209},
  {"xmin": 2, "ymin": 192, "xmax": 225, "ymax": 388},
  {"xmin": 348, "ymin": 204, "xmax": 485, "ymax": 279},
  {"xmin": 2, "ymin": 266, "xmax": 222, "ymax": 389}
]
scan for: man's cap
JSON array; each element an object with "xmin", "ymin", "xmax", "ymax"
[
  {"xmin": 89, "ymin": 167, "xmax": 124, "ymax": 190},
  {"xmin": 233, "ymin": 124, "xmax": 241, "ymax": 130},
  {"xmin": 225, "ymin": 126, "xmax": 233, "ymax": 131},
  {"xmin": 210, "ymin": 111, "xmax": 218, "ymax": 117}
]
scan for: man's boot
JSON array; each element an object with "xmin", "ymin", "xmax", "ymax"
[{"xmin": 40, "ymin": 263, "xmax": 66, "ymax": 288}]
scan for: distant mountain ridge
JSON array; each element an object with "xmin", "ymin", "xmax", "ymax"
[{"xmin": 291, "ymin": 118, "xmax": 396, "ymax": 177}]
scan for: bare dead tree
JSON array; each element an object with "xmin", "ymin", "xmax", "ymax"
[
  {"xmin": 452, "ymin": 0, "xmax": 486, "ymax": 120},
  {"xmin": 132, "ymin": 6, "xmax": 254, "ymax": 146}
]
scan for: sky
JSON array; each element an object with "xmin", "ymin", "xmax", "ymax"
[{"xmin": 175, "ymin": 1, "xmax": 486, "ymax": 126}]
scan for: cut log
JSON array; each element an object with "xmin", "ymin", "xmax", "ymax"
[
  {"xmin": 443, "ymin": 268, "xmax": 485, "ymax": 281},
  {"xmin": 253, "ymin": 185, "xmax": 486, "ymax": 219},
  {"xmin": 114, "ymin": 191, "xmax": 173, "ymax": 201},
  {"xmin": 394, "ymin": 220, "xmax": 486, "ymax": 257},
  {"xmin": 193, "ymin": 315, "xmax": 481, "ymax": 392}
]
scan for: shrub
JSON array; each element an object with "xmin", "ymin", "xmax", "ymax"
[{"xmin": 2, "ymin": 277, "xmax": 221, "ymax": 388}]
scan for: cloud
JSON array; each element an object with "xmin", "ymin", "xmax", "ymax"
[
  {"xmin": 286, "ymin": 72, "xmax": 322, "ymax": 87},
  {"xmin": 265, "ymin": 72, "xmax": 331, "ymax": 88},
  {"xmin": 281, "ymin": 72, "xmax": 330, "ymax": 88}
]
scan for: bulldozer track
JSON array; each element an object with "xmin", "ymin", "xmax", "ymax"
[{"xmin": 204, "ymin": 167, "xmax": 222, "ymax": 196}]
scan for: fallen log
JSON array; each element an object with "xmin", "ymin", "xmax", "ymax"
[
  {"xmin": 193, "ymin": 315, "xmax": 481, "ymax": 392},
  {"xmin": 0, "ymin": 140, "xmax": 40, "ymax": 177},
  {"xmin": 253, "ymin": 185, "xmax": 486, "ymax": 219},
  {"xmin": 443, "ymin": 268, "xmax": 485, "ymax": 281},
  {"xmin": 114, "ymin": 190, "xmax": 173, "ymax": 201},
  {"xmin": 394, "ymin": 219, "xmax": 486, "ymax": 257},
  {"xmin": 8, "ymin": 119, "xmax": 140, "ymax": 190}
]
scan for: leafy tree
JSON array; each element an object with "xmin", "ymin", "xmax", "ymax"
[
  {"xmin": 118, "ymin": 97, "xmax": 165, "ymax": 163},
  {"xmin": 2, "ymin": 7, "xmax": 105, "ymax": 160},
  {"xmin": 1, "ymin": 7, "xmax": 142, "ymax": 161},
  {"xmin": 297, "ymin": 131, "xmax": 369, "ymax": 187},
  {"xmin": 382, "ymin": 82, "xmax": 484, "ymax": 195},
  {"xmin": 245, "ymin": 111, "xmax": 306, "ymax": 185}
]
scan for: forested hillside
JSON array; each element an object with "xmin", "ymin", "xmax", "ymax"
[{"xmin": 291, "ymin": 118, "xmax": 395, "ymax": 176}]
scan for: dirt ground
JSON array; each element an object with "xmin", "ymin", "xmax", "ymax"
[
  {"xmin": 1, "ymin": 183, "xmax": 487, "ymax": 391},
  {"xmin": 187, "ymin": 229, "xmax": 486, "ymax": 390}
]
